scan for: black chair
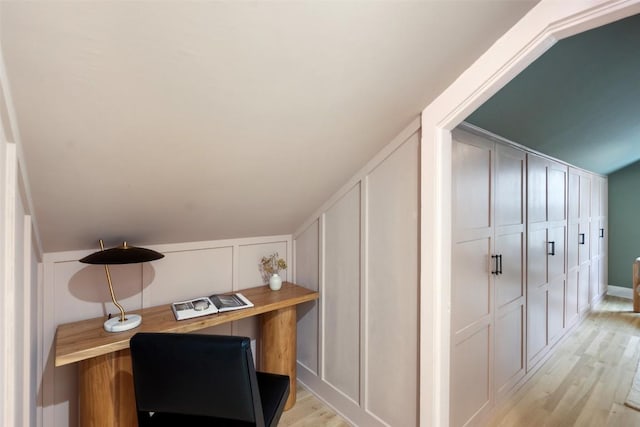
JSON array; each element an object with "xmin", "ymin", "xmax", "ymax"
[{"xmin": 130, "ymin": 333, "xmax": 290, "ymax": 426}]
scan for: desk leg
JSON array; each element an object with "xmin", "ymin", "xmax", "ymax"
[
  {"xmin": 78, "ymin": 349, "xmax": 137, "ymax": 427},
  {"xmin": 260, "ymin": 305, "xmax": 297, "ymax": 410}
]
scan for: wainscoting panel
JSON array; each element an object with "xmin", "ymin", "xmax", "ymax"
[
  {"xmin": 323, "ymin": 184, "xmax": 361, "ymax": 403},
  {"xmin": 294, "ymin": 220, "xmax": 320, "ymax": 375},
  {"xmin": 294, "ymin": 118, "xmax": 420, "ymax": 426},
  {"xmin": 365, "ymin": 133, "xmax": 419, "ymax": 426}
]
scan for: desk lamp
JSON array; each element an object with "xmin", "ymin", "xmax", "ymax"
[{"xmin": 79, "ymin": 239, "xmax": 164, "ymax": 332}]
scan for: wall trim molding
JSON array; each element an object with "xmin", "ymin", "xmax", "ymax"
[
  {"xmin": 420, "ymin": 1, "xmax": 640, "ymax": 425},
  {"xmin": 293, "ymin": 117, "xmax": 420, "ymax": 239},
  {"xmin": 3, "ymin": 143, "xmax": 17, "ymax": 427},
  {"xmin": 607, "ymin": 285, "xmax": 632, "ymax": 299}
]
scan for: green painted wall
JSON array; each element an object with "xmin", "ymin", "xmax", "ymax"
[{"xmin": 608, "ymin": 159, "xmax": 640, "ymax": 288}]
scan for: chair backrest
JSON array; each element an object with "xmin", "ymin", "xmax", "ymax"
[{"xmin": 130, "ymin": 333, "xmax": 264, "ymax": 424}]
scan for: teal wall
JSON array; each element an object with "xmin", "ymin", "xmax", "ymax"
[{"xmin": 608, "ymin": 159, "xmax": 640, "ymax": 288}]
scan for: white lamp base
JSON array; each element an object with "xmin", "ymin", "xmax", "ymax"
[{"xmin": 103, "ymin": 314, "xmax": 142, "ymax": 332}]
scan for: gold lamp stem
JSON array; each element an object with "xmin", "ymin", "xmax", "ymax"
[{"xmin": 100, "ymin": 239, "xmax": 127, "ymax": 322}]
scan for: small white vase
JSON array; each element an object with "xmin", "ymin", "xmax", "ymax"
[{"xmin": 269, "ymin": 273, "xmax": 282, "ymax": 291}]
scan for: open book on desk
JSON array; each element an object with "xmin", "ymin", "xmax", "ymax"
[{"xmin": 171, "ymin": 292, "xmax": 254, "ymax": 321}]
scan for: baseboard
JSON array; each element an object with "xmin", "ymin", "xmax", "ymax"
[{"xmin": 607, "ymin": 285, "xmax": 633, "ymax": 299}]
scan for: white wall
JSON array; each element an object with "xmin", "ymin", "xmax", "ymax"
[
  {"xmin": 294, "ymin": 118, "xmax": 419, "ymax": 426},
  {"xmin": 41, "ymin": 235, "xmax": 291, "ymax": 427}
]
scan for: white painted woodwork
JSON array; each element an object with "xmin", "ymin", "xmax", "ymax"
[
  {"xmin": 493, "ymin": 143, "xmax": 526, "ymax": 401},
  {"xmin": 323, "ymin": 184, "xmax": 361, "ymax": 403},
  {"xmin": 13, "ymin": 188, "xmax": 25, "ymax": 427},
  {"xmin": 295, "ymin": 122, "xmax": 419, "ymax": 427},
  {"xmin": 589, "ymin": 175, "xmax": 608, "ymax": 305},
  {"xmin": 567, "ymin": 168, "xmax": 592, "ymax": 325},
  {"xmin": 578, "ymin": 263, "xmax": 591, "ymax": 314},
  {"xmin": 526, "ymin": 153, "xmax": 567, "ymax": 370},
  {"xmin": 0, "ymin": 134, "xmax": 5, "ymax": 427},
  {"xmin": 450, "ymin": 326, "xmax": 491, "ymax": 427},
  {"xmin": 451, "ymin": 127, "xmax": 525, "ymax": 426},
  {"xmin": 567, "ymin": 172, "xmax": 579, "ymax": 271},
  {"xmin": 421, "ymin": 4, "xmax": 637, "ymax": 426},
  {"xmin": 449, "ymin": 124, "xmax": 613, "ymax": 426},
  {"xmin": 566, "ymin": 268, "xmax": 579, "ymax": 327},
  {"xmin": 494, "ymin": 304, "xmax": 524, "ymax": 397},
  {"xmin": 547, "ymin": 225, "xmax": 565, "ymax": 280},
  {"xmin": 366, "ymin": 135, "xmax": 419, "ymax": 426},
  {"xmin": 547, "ymin": 276, "xmax": 565, "ymax": 344},
  {"xmin": 294, "ymin": 220, "xmax": 320, "ymax": 374},
  {"xmin": 1, "ymin": 133, "xmax": 39, "ymax": 427}
]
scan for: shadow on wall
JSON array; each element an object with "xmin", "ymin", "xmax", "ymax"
[{"xmin": 68, "ymin": 263, "xmax": 156, "ymax": 315}]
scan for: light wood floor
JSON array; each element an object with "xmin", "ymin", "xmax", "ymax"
[
  {"xmin": 279, "ymin": 385, "xmax": 351, "ymax": 426},
  {"xmin": 489, "ymin": 296, "xmax": 640, "ymax": 427},
  {"xmin": 282, "ymin": 297, "xmax": 640, "ymax": 427}
]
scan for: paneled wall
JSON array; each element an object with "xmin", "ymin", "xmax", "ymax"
[
  {"xmin": 41, "ymin": 235, "xmax": 291, "ymax": 427},
  {"xmin": 1, "ymin": 144, "xmax": 40, "ymax": 427},
  {"xmin": 294, "ymin": 119, "xmax": 419, "ymax": 426}
]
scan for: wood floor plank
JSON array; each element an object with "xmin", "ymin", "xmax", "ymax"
[
  {"xmin": 489, "ymin": 296, "xmax": 640, "ymax": 427},
  {"xmin": 279, "ymin": 384, "xmax": 350, "ymax": 426}
]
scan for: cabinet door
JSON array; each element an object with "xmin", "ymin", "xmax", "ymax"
[
  {"xmin": 528, "ymin": 154, "xmax": 547, "ymax": 224},
  {"xmin": 598, "ymin": 218, "xmax": 607, "ymax": 257},
  {"xmin": 548, "ymin": 276, "xmax": 565, "ymax": 344},
  {"xmin": 527, "ymin": 283, "xmax": 547, "ymax": 365},
  {"xmin": 579, "ymin": 174, "xmax": 591, "ymax": 220},
  {"xmin": 599, "ymin": 255, "xmax": 608, "ymax": 297},
  {"xmin": 578, "ymin": 222, "xmax": 590, "ymax": 265},
  {"xmin": 548, "ymin": 226, "xmax": 566, "ymax": 280},
  {"xmin": 566, "ymin": 268, "xmax": 579, "ymax": 327},
  {"xmin": 548, "ymin": 162, "xmax": 566, "ymax": 222},
  {"xmin": 451, "ymin": 131, "xmax": 493, "ymax": 427},
  {"xmin": 578, "ymin": 263, "xmax": 590, "ymax": 314},
  {"xmin": 590, "ymin": 260, "xmax": 599, "ymax": 305},
  {"xmin": 567, "ymin": 171, "xmax": 579, "ymax": 271},
  {"xmin": 493, "ymin": 146, "xmax": 525, "ymax": 399}
]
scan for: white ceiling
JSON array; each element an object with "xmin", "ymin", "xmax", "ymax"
[{"xmin": 0, "ymin": 1, "xmax": 538, "ymax": 253}]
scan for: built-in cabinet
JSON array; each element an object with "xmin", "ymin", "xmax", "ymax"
[
  {"xmin": 451, "ymin": 128, "xmax": 526, "ymax": 426},
  {"xmin": 451, "ymin": 124, "xmax": 607, "ymax": 427},
  {"xmin": 590, "ymin": 175, "xmax": 608, "ymax": 303},
  {"xmin": 567, "ymin": 168, "xmax": 592, "ymax": 327},
  {"xmin": 526, "ymin": 153, "xmax": 567, "ymax": 368}
]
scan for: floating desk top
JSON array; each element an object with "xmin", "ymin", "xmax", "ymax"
[{"xmin": 55, "ymin": 282, "xmax": 318, "ymax": 367}]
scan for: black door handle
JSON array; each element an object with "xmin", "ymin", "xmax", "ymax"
[
  {"xmin": 491, "ymin": 255, "xmax": 499, "ymax": 275},
  {"xmin": 548, "ymin": 241, "xmax": 556, "ymax": 256},
  {"xmin": 498, "ymin": 254, "xmax": 503, "ymax": 275},
  {"xmin": 579, "ymin": 233, "xmax": 585, "ymax": 245}
]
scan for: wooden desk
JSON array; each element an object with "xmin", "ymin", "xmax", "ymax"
[{"xmin": 55, "ymin": 282, "xmax": 318, "ymax": 427}]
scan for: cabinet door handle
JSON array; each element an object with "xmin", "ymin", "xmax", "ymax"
[
  {"xmin": 498, "ymin": 254, "xmax": 503, "ymax": 275},
  {"xmin": 548, "ymin": 241, "xmax": 556, "ymax": 256},
  {"xmin": 579, "ymin": 233, "xmax": 585, "ymax": 245},
  {"xmin": 600, "ymin": 228, "xmax": 605, "ymax": 238},
  {"xmin": 491, "ymin": 255, "xmax": 499, "ymax": 275}
]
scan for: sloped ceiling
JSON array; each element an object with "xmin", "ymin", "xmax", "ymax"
[
  {"xmin": 467, "ymin": 13, "xmax": 640, "ymax": 175},
  {"xmin": 0, "ymin": 1, "xmax": 538, "ymax": 253}
]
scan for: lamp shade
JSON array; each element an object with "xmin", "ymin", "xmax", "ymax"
[{"xmin": 79, "ymin": 241, "xmax": 164, "ymax": 265}]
